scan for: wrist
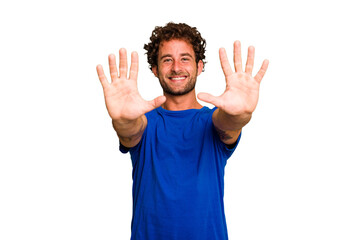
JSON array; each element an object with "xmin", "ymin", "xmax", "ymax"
[
  {"xmin": 214, "ymin": 108, "xmax": 252, "ymax": 131},
  {"xmin": 112, "ymin": 115, "xmax": 147, "ymax": 138}
]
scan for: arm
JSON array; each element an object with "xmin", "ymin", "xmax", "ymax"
[
  {"xmin": 198, "ymin": 41, "xmax": 269, "ymax": 145},
  {"xmin": 96, "ymin": 49, "xmax": 166, "ymax": 148}
]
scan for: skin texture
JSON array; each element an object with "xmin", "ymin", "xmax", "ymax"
[
  {"xmin": 96, "ymin": 49, "xmax": 165, "ymax": 147},
  {"xmin": 152, "ymin": 39, "xmax": 203, "ymax": 111},
  {"xmin": 96, "ymin": 39, "xmax": 268, "ymax": 147},
  {"xmin": 198, "ymin": 41, "xmax": 269, "ymax": 144},
  {"xmin": 152, "ymin": 40, "xmax": 202, "ymax": 97}
]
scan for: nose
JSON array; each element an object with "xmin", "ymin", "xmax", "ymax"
[{"xmin": 171, "ymin": 59, "xmax": 181, "ymax": 73}]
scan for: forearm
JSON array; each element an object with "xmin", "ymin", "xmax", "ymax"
[
  {"xmin": 213, "ymin": 108, "xmax": 252, "ymax": 131},
  {"xmin": 112, "ymin": 115, "xmax": 147, "ymax": 148},
  {"xmin": 212, "ymin": 108, "xmax": 252, "ymax": 145}
]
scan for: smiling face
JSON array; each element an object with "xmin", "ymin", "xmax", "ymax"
[{"xmin": 152, "ymin": 39, "xmax": 203, "ymax": 96}]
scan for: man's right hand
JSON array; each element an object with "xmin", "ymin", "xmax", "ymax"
[
  {"xmin": 96, "ymin": 48, "xmax": 166, "ymax": 146},
  {"xmin": 97, "ymin": 48, "xmax": 165, "ymax": 122}
]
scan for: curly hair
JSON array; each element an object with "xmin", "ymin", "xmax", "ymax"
[{"xmin": 144, "ymin": 22, "xmax": 207, "ymax": 71}]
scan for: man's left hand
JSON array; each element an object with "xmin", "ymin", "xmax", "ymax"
[{"xmin": 198, "ymin": 40, "xmax": 269, "ymax": 117}]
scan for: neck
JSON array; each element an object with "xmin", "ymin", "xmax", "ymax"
[{"xmin": 162, "ymin": 89, "xmax": 202, "ymax": 111}]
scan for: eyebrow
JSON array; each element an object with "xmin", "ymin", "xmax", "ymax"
[{"xmin": 159, "ymin": 53, "xmax": 194, "ymax": 60}]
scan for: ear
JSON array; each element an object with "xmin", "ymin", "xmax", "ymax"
[
  {"xmin": 152, "ymin": 66, "xmax": 158, "ymax": 77},
  {"xmin": 197, "ymin": 60, "xmax": 204, "ymax": 76}
]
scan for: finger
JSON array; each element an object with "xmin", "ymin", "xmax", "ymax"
[
  {"xmin": 119, "ymin": 48, "xmax": 128, "ymax": 78},
  {"xmin": 108, "ymin": 54, "xmax": 118, "ymax": 81},
  {"xmin": 245, "ymin": 46, "xmax": 255, "ymax": 75},
  {"xmin": 129, "ymin": 51, "xmax": 139, "ymax": 81},
  {"xmin": 254, "ymin": 59, "xmax": 269, "ymax": 83},
  {"xmin": 233, "ymin": 40, "xmax": 243, "ymax": 72},
  {"xmin": 219, "ymin": 48, "xmax": 233, "ymax": 78},
  {"xmin": 197, "ymin": 92, "xmax": 221, "ymax": 107},
  {"xmin": 96, "ymin": 64, "xmax": 109, "ymax": 89}
]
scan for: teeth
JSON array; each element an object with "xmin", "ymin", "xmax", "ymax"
[{"xmin": 171, "ymin": 77, "xmax": 186, "ymax": 80}]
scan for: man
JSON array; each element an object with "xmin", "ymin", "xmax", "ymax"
[{"xmin": 96, "ymin": 22, "xmax": 268, "ymax": 240}]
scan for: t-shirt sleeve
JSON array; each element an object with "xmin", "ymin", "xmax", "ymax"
[
  {"xmin": 118, "ymin": 123, "xmax": 148, "ymax": 155},
  {"xmin": 209, "ymin": 107, "xmax": 241, "ymax": 160},
  {"xmin": 211, "ymin": 123, "xmax": 241, "ymax": 158},
  {"xmin": 119, "ymin": 141, "xmax": 130, "ymax": 153},
  {"xmin": 119, "ymin": 138, "xmax": 144, "ymax": 154}
]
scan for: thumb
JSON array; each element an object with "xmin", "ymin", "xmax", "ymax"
[
  {"xmin": 145, "ymin": 95, "xmax": 166, "ymax": 112},
  {"xmin": 197, "ymin": 92, "xmax": 220, "ymax": 107}
]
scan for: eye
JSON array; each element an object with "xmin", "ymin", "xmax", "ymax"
[
  {"xmin": 163, "ymin": 58, "xmax": 172, "ymax": 63},
  {"xmin": 181, "ymin": 57, "xmax": 190, "ymax": 62}
]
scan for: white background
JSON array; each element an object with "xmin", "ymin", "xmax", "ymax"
[{"xmin": 1, "ymin": 0, "xmax": 359, "ymax": 239}]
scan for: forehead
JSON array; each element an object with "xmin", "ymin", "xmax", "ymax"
[{"xmin": 158, "ymin": 39, "xmax": 195, "ymax": 56}]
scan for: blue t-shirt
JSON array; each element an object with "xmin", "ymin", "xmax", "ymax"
[{"xmin": 120, "ymin": 106, "xmax": 240, "ymax": 240}]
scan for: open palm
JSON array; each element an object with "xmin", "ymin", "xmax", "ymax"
[
  {"xmin": 96, "ymin": 49, "xmax": 165, "ymax": 122},
  {"xmin": 198, "ymin": 41, "xmax": 268, "ymax": 116}
]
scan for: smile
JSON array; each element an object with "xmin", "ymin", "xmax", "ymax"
[{"xmin": 169, "ymin": 76, "xmax": 187, "ymax": 81}]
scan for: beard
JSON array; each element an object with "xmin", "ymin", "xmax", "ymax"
[{"xmin": 158, "ymin": 70, "xmax": 197, "ymax": 96}]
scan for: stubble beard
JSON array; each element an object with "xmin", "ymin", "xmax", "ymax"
[{"xmin": 159, "ymin": 70, "xmax": 198, "ymax": 96}]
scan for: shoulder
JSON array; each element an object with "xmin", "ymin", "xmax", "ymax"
[
  {"xmin": 145, "ymin": 107, "xmax": 160, "ymax": 119},
  {"xmin": 200, "ymin": 106, "xmax": 217, "ymax": 115},
  {"xmin": 195, "ymin": 106, "xmax": 217, "ymax": 120}
]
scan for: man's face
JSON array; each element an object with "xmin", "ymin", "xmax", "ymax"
[{"xmin": 152, "ymin": 39, "xmax": 203, "ymax": 96}]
